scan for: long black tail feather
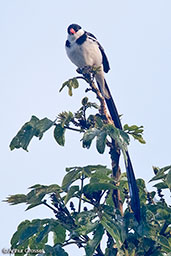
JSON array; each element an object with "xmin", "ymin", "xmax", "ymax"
[{"xmin": 97, "ymin": 80, "xmax": 141, "ymax": 222}]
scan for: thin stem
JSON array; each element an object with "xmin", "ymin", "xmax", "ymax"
[
  {"xmin": 42, "ymin": 200, "xmax": 57, "ymax": 214},
  {"xmin": 64, "ymin": 125, "xmax": 84, "ymax": 132},
  {"xmin": 160, "ymin": 221, "xmax": 169, "ymax": 235},
  {"xmin": 75, "ymin": 195, "xmax": 95, "ymax": 206},
  {"xmin": 75, "ymin": 75, "xmax": 89, "ymax": 82},
  {"xmin": 78, "ymin": 174, "xmax": 84, "ymax": 212},
  {"xmin": 62, "ymin": 240, "xmax": 86, "ymax": 248}
]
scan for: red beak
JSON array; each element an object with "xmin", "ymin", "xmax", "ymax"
[{"xmin": 70, "ymin": 28, "xmax": 76, "ymax": 34}]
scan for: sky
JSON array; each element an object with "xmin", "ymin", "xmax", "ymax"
[{"xmin": 1, "ymin": 0, "xmax": 171, "ymax": 255}]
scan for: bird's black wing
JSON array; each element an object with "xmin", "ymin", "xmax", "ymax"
[
  {"xmin": 98, "ymin": 43, "xmax": 110, "ymax": 73},
  {"xmin": 86, "ymin": 31, "xmax": 110, "ymax": 73},
  {"xmin": 86, "ymin": 31, "xmax": 97, "ymax": 40}
]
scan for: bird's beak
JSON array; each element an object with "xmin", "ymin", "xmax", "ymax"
[{"xmin": 70, "ymin": 28, "xmax": 76, "ymax": 34}]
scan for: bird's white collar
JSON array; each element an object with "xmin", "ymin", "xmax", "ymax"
[{"xmin": 67, "ymin": 28, "xmax": 85, "ymax": 42}]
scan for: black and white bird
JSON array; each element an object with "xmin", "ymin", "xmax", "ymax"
[
  {"xmin": 65, "ymin": 24, "xmax": 110, "ymax": 97},
  {"xmin": 65, "ymin": 23, "xmax": 140, "ymax": 222}
]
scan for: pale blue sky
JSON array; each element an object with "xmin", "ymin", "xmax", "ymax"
[{"xmin": 1, "ymin": 0, "xmax": 171, "ymax": 255}]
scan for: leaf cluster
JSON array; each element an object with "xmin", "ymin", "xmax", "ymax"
[
  {"xmin": 6, "ymin": 165, "xmax": 171, "ymax": 256},
  {"xmin": 8, "ymin": 74, "xmax": 170, "ymax": 255},
  {"xmin": 150, "ymin": 165, "xmax": 171, "ymax": 190},
  {"xmin": 123, "ymin": 124, "xmax": 146, "ymax": 144}
]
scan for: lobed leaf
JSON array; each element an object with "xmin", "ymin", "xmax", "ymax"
[{"xmin": 9, "ymin": 116, "xmax": 54, "ymax": 151}]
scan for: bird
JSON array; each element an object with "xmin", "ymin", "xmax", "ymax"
[{"xmin": 65, "ymin": 23, "xmax": 140, "ymax": 222}]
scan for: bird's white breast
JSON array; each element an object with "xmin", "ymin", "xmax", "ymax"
[{"xmin": 66, "ymin": 38, "xmax": 102, "ymax": 69}]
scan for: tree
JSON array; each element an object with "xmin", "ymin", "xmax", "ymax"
[{"xmin": 6, "ymin": 67, "xmax": 171, "ymax": 256}]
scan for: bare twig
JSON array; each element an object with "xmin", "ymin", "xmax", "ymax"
[{"xmin": 64, "ymin": 125, "xmax": 84, "ymax": 133}]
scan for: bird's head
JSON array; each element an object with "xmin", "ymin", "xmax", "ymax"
[{"xmin": 67, "ymin": 24, "xmax": 84, "ymax": 41}]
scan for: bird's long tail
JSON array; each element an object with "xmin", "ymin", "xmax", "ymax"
[{"xmin": 97, "ymin": 79, "xmax": 141, "ymax": 222}]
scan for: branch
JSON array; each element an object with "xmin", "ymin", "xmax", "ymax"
[
  {"xmin": 42, "ymin": 200, "xmax": 57, "ymax": 214},
  {"xmin": 76, "ymin": 66, "xmax": 123, "ymax": 215},
  {"xmin": 64, "ymin": 125, "xmax": 84, "ymax": 133},
  {"xmin": 62, "ymin": 240, "xmax": 86, "ymax": 248}
]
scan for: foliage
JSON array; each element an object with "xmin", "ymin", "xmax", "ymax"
[
  {"xmin": 7, "ymin": 73, "xmax": 170, "ymax": 255},
  {"xmin": 5, "ymin": 165, "xmax": 171, "ymax": 256}
]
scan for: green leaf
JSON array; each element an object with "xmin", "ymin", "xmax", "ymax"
[
  {"xmin": 101, "ymin": 215, "xmax": 122, "ymax": 249},
  {"xmin": 153, "ymin": 182, "xmax": 168, "ymax": 189},
  {"xmin": 47, "ymin": 185, "xmax": 61, "ymax": 194},
  {"xmin": 160, "ymin": 165, "xmax": 171, "ymax": 173},
  {"xmin": 158, "ymin": 235, "xmax": 171, "ymax": 253},
  {"xmin": 11, "ymin": 220, "xmax": 30, "ymax": 248},
  {"xmin": 5, "ymin": 194, "xmax": 27, "ymax": 205},
  {"xmin": 25, "ymin": 201, "xmax": 43, "ymax": 211},
  {"xmin": 95, "ymin": 115, "xmax": 104, "ymax": 128},
  {"xmin": 59, "ymin": 81, "xmax": 69, "ymax": 92},
  {"xmin": 166, "ymin": 169, "xmax": 171, "ymax": 189},
  {"xmin": 96, "ymin": 130, "xmax": 107, "ymax": 154},
  {"xmin": 104, "ymin": 123, "xmax": 128, "ymax": 164},
  {"xmin": 62, "ymin": 168, "xmax": 81, "ymax": 191},
  {"xmin": 85, "ymin": 224, "xmax": 104, "ymax": 256},
  {"xmin": 25, "ymin": 184, "xmax": 61, "ymax": 209},
  {"xmin": 59, "ymin": 78, "xmax": 79, "ymax": 97},
  {"xmin": 54, "ymin": 124, "xmax": 65, "ymax": 146},
  {"xmin": 68, "ymin": 83, "xmax": 73, "ymax": 96},
  {"xmin": 82, "ymin": 165, "xmax": 109, "ymax": 177},
  {"xmin": 58, "ymin": 111, "xmax": 73, "ymax": 127},
  {"xmin": 11, "ymin": 220, "xmax": 41, "ymax": 247},
  {"xmin": 76, "ymin": 222, "xmax": 98, "ymax": 236},
  {"xmin": 90, "ymin": 167, "xmax": 112, "ymax": 183},
  {"xmin": 19, "ymin": 222, "xmax": 40, "ymax": 243},
  {"xmin": 45, "ymin": 244, "xmax": 68, "ymax": 256},
  {"xmin": 82, "ymin": 97, "xmax": 89, "ymax": 105},
  {"xmin": 75, "ymin": 211, "xmax": 97, "ymax": 226},
  {"xmin": 132, "ymin": 133, "xmax": 146, "ymax": 144},
  {"xmin": 29, "ymin": 184, "xmax": 45, "ymax": 189},
  {"xmin": 149, "ymin": 173, "xmax": 167, "ymax": 182},
  {"xmin": 35, "ymin": 117, "xmax": 54, "ymax": 139},
  {"xmin": 9, "ymin": 116, "xmax": 39, "ymax": 151},
  {"xmin": 149, "ymin": 166, "xmax": 171, "ymax": 182},
  {"xmin": 35, "ymin": 224, "xmax": 50, "ymax": 243},
  {"xmin": 123, "ymin": 124, "xmax": 146, "ymax": 144},
  {"xmin": 64, "ymin": 185, "xmax": 79, "ymax": 204},
  {"xmin": 119, "ymin": 130, "xmax": 130, "ymax": 145},
  {"xmin": 9, "ymin": 116, "xmax": 54, "ymax": 151},
  {"xmin": 82, "ymin": 128, "xmax": 99, "ymax": 149},
  {"xmin": 72, "ymin": 77, "xmax": 79, "ymax": 88},
  {"xmin": 83, "ymin": 183, "xmax": 117, "ymax": 194},
  {"xmin": 87, "ymin": 102, "xmax": 99, "ymax": 109},
  {"xmin": 53, "ymin": 224, "xmax": 66, "ymax": 244},
  {"xmin": 27, "ymin": 189, "xmax": 45, "ymax": 205},
  {"xmin": 155, "ymin": 208, "xmax": 171, "ymax": 221}
]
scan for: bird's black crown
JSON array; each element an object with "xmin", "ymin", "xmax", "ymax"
[{"xmin": 67, "ymin": 24, "xmax": 81, "ymax": 34}]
